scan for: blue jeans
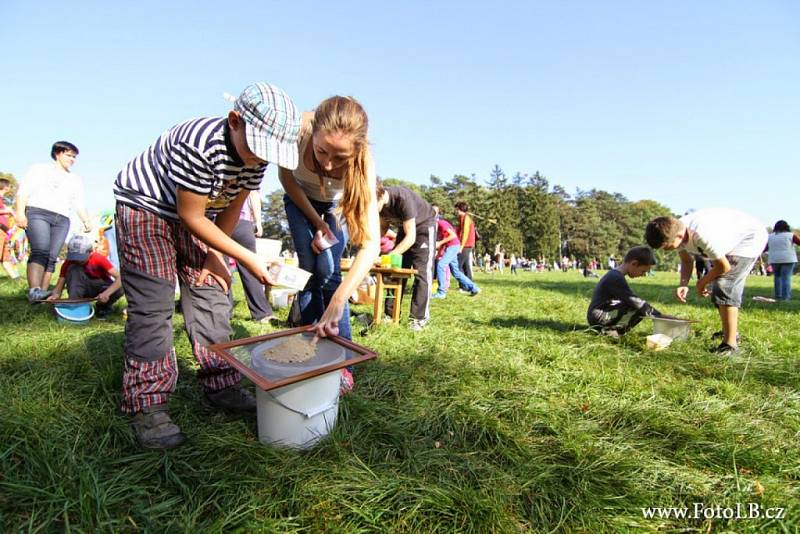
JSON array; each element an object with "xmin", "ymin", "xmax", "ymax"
[
  {"xmin": 772, "ymin": 262, "xmax": 796, "ymax": 300},
  {"xmin": 284, "ymin": 195, "xmax": 351, "ymax": 339},
  {"xmin": 436, "ymin": 245, "xmax": 477, "ymax": 294},
  {"xmin": 25, "ymin": 206, "xmax": 71, "ymax": 272}
]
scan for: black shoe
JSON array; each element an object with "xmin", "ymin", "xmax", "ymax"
[
  {"xmin": 206, "ymin": 385, "xmax": 256, "ymax": 413},
  {"xmin": 589, "ymin": 327, "xmax": 620, "ymax": 338},
  {"xmin": 95, "ymin": 307, "xmax": 111, "ymax": 320},
  {"xmin": 130, "ymin": 405, "xmax": 186, "ymax": 449},
  {"xmin": 710, "ymin": 342, "xmax": 739, "ymax": 356},
  {"xmin": 711, "ymin": 331, "xmax": 741, "ymax": 342}
]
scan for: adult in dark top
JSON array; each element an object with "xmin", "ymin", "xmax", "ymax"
[
  {"xmin": 377, "ymin": 183, "xmax": 436, "ymax": 331},
  {"xmin": 587, "ymin": 246, "xmax": 663, "ymax": 336}
]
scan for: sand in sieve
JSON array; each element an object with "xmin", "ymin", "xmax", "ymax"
[{"xmin": 262, "ymin": 336, "xmax": 317, "ymax": 363}]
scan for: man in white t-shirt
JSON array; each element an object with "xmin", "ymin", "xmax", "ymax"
[{"xmin": 645, "ymin": 208, "xmax": 768, "ymax": 355}]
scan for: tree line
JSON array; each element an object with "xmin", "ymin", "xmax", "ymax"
[{"xmin": 262, "ymin": 165, "xmax": 678, "ymax": 269}]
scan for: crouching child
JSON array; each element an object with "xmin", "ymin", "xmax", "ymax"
[
  {"xmin": 46, "ymin": 234, "xmax": 124, "ymax": 318},
  {"xmin": 587, "ymin": 246, "xmax": 662, "ymax": 336}
]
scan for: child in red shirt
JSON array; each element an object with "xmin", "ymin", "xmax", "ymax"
[{"xmin": 46, "ymin": 234, "xmax": 123, "ymax": 317}]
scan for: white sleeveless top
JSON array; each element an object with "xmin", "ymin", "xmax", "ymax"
[
  {"xmin": 767, "ymin": 232, "xmax": 798, "ymax": 264},
  {"xmin": 291, "ymin": 132, "xmax": 345, "ymax": 203}
]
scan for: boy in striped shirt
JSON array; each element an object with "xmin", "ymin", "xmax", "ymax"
[{"xmin": 113, "ymin": 83, "xmax": 300, "ymax": 449}]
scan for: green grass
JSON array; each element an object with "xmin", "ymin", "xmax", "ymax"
[{"xmin": 1, "ymin": 270, "xmax": 798, "ymax": 532}]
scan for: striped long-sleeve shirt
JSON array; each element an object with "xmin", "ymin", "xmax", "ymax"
[{"xmin": 113, "ymin": 117, "xmax": 266, "ymax": 220}]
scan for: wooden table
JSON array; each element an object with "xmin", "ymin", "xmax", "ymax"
[{"xmin": 343, "ymin": 265, "xmax": 417, "ymax": 326}]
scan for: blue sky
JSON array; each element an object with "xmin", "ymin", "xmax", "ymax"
[{"xmin": 1, "ymin": 1, "xmax": 797, "ymax": 226}]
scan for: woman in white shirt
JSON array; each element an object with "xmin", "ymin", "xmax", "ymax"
[
  {"xmin": 767, "ymin": 220, "xmax": 799, "ymax": 300},
  {"xmin": 15, "ymin": 141, "xmax": 92, "ymax": 301}
]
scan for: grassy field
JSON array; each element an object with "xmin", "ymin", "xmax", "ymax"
[{"xmin": 1, "ymin": 269, "xmax": 798, "ymax": 532}]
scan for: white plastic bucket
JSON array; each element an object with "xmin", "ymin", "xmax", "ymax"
[
  {"xmin": 652, "ymin": 317, "xmax": 691, "ymax": 341},
  {"xmin": 253, "ymin": 339, "xmax": 345, "ymax": 449},
  {"xmin": 269, "ymin": 288, "xmax": 297, "ymax": 309}
]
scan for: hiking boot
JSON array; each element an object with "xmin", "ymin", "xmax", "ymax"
[
  {"xmin": 130, "ymin": 405, "xmax": 186, "ymax": 450},
  {"xmin": 469, "ymin": 287, "xmax": 481, "ymax": 296},
  {"xmin": 206, "ymin": 384, "xmax": 256, "ymax": 412},
  {"xmin": 710, "ymin": 342, "xmax": 739, "ymax": 356}
]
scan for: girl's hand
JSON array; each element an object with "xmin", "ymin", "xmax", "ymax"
[
  {"xmin": 312, "ymin": 298, "xmax": 345, "ymax": 339},
  {"xmin": 311, "ymin": 222, "xmax": 336, "ymax": 254},
  {"xmin": 197, "ymin": 250, "xmax": 231, "ymax": 292}
]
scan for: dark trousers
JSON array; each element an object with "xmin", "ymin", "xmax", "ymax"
[
  {"xmin": 25, "ymin": 206, "xmax": 70, "ymax": 272},
  {"xmin": 229, "ymin": 219, "xmax": 273, "ymax": 321},
  {"xmin": 588, "ymin": 302, "xmax": 644, "ymax": 335},
  {"xmin": 385, "ymin": 225, "xmax": 435, "ymax": 322},
  {"xmin": 457, "ymin": 247, "xmax": 473, "ymax": 289},
  {"xmin": 65, "ymin": 266, "xmax": 124, "ymax": 312}
]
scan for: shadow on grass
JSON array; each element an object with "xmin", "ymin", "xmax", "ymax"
[{"xmin": 469, "ymin": 315, "xmax": 583, "ymax": 333}]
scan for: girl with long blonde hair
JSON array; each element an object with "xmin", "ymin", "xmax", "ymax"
[{"xmin": 278, "ymin": 96, "xmax": 380, "ymax": 346}]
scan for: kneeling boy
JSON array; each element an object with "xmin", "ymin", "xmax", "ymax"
[
  {"xmin": 46, "ymin": 234, "xmax": 124, "ymax": 317},
  {"xmin": 587, "ymin": 246, "xmax": 662, "ymax": 336}
]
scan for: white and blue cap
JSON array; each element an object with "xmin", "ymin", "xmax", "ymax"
[
  {"xmin": 234, "ymin": 82, "xmax": 301, "ymax": 169},
  {"xmin": 66, "ymin": 234, "xmax": 95, "ymax": 262}
]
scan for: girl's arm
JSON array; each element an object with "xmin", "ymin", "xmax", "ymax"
[{"xmin": 314, "ymin": 153, "xmax": 381, "ymax": 338}]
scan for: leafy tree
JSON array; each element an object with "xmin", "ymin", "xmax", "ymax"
[
  {"xmin": 382, "ymin": 177, "xmax": 424, "ymax": 196},
  {"xmin": 260, "ymin": 189, "xmax": 293, "ymax": 251},
  {"xmin": 629, "ymin": 199, "xmax": 677, "ymax": 270}
]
